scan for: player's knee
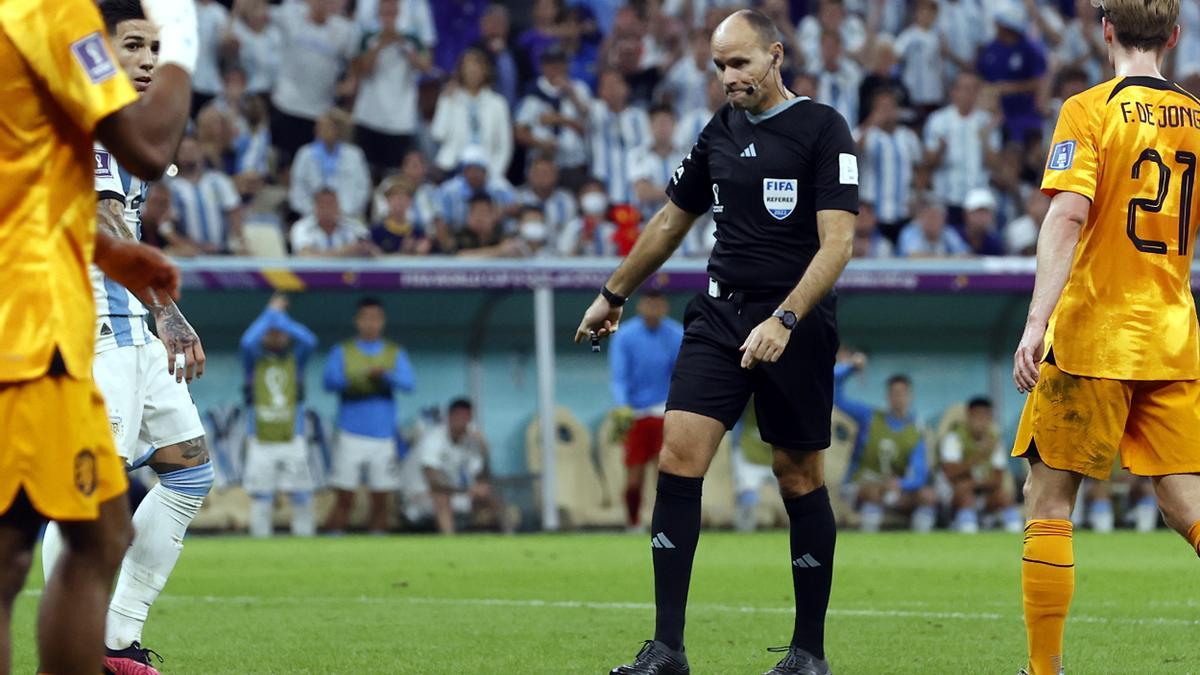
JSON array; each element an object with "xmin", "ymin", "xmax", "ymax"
[
  {"xmin": 658, "ymin": 444, "xmax": 702, "ymax": 477},
  {"xmin": 158, "ymin": 461, "xmax": 214, "ymax": 499}
]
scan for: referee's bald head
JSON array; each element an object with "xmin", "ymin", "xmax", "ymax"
[{"xmin": 719, "ymin": 9, "xmax": 782, "ymax": 48}]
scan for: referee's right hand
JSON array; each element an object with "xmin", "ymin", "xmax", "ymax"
[{"xmin": 574, "ymin": 294, "xmax": 623, "ymax": 344}]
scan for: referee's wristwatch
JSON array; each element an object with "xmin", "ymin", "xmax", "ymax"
[{"xmin": 772, "ymin": 309, "xmax": 798, "ymax": 330}]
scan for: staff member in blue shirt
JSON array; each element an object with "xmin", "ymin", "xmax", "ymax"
[
  {"xmin": 323, "ymin": 297, "xmax": 416, "ymax": 534},
  {"xmin": 609, "ymin": 290, "xmax": 683, "ymax": 531},
  {"xmin": 239, "ymin": 294, "xmax": 319, "ymax": 537},
  {"xmin": 834, "ymin": 351, "xmax": 936, "ymax": 533}
]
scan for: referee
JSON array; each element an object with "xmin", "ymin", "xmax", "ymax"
[{"xmin": 575, "ymin": 10, "xmax": 858, "ymax": 675}]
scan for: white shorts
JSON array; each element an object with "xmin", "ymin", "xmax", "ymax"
[
  {"xmin": 328, "ymin": 431, "xmax": 401, "ymax": 491},
  {"xmin": 94, "ymin": 340, "xmax": 206, "ymax": 465},
  {"xmin": 243, "ymin": 436, "xmax": 316, "ymax": 494}
]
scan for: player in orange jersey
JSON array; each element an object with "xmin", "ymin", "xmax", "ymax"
[
  {"xmin": 1010, "ymin": 1, "xmax": 1200, "ymax": 673},
  {"xmin": 0, "ymin": 1, "xmax": 195, "ymax": 673}
]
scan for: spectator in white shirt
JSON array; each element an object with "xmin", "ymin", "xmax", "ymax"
[
  {"xmin": 857, "ymin": 88, "xmax": 922, "ymax": 242},
  {"xmin": 588, "ymin": 69, "xmax": 651, "ymax": 204},
  {"xmin": 290, "ymin": 189, "xmax": 377, "ymax": 257},
  {"xmin": 898, "ymin": 202, "xmax": 969, "ymax": 258},
  {"xmin": 418, "ymin": 398, "xmax": 512, "ymax": 535},
  {"xmin": 165, "ymin": 136, "xmax": 244, "ymax": 255},
  {"xmin": 223, "ymin": 0, "xmax": 284, "ymax": 98},
  {"xmin": 559, "ymin": 179, "xmax": 619, "ymax": 257},
  {"xmin": 289, "ymin": 110, "xmax": 372, "ymax": 219},
  {"xmin": 629, "ymin": 104, "xmax": 679, "ymax": 220},
  {"xmin": 269, "ymin": 0, "xmax": 361, "ymax": 168},
  {"xmin": 923, "ymin": 71, "xmax": 1002, "ymax": 223},
  {"xmin": 193, "ymin": 0, "xmax": 230, "ymax": 114},
  {"xmin": 352, "ymin": 0, "xmax": 434, "ymax": 178},
  {"xmin": 355, "ymin": 0, "xmax": 435, "ymax": 42},
  {"xmin": 1004, "ymin": 188, "xmax": 1049, "ymax": 256},
  {"xmin": 656, "ymin": 28, "xmax": 711, "ymax": 119},
  {"xmin": 431, "ymin": 48, "xmax": 513, "ymax": 180},
  {"xmin": 515, "ymin": 48, "xmax": 593, "ymax": 189},
  {"xmin": 798, "ymin": 0, "xmax": 867, "ymax": 69},
  {"xmin": 894, "ymin": 0, "xmax": 945, "ymax": 116},
  {"xmin": 811, "ymin": 30, "xmax": 863, "ymax": 126},
  {"xmin": 514, "ymin": 156, "xmax": 578, "ymax": 239}
]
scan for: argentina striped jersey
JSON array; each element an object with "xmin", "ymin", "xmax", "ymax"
[{"xmin": 92, "ymin": 143, "xmax": 152, "ymax": 353}]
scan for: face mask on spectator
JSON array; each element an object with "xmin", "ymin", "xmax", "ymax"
[{"xmin": 581, "ymin": 192, "xmax": 607, "ymax": 216}]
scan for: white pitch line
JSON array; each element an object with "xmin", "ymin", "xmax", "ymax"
[{"xmin": 21, "ymin": 590, "xmax": 1199, "ymax": 627}]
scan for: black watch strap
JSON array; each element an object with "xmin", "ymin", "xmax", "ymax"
[{"xmin": 602, "ymin": 285, "xmax": 628, "ymax": 307}]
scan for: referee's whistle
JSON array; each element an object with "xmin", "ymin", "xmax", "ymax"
[{"xmin": 589, "ymin": 330, "xmax": 601, "ymax": 353}]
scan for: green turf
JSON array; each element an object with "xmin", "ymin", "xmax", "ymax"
[{"xmin": 11, "ymin": 531, "xmax": 1200, "ymax": 673}]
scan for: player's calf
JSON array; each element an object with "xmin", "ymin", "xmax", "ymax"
[{"xmin": 1151, "ymin": 474, "xmax": 1200, "ymax": 555}]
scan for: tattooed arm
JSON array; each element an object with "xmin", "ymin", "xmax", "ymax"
[
  {"xmin": 149, "ymin": 294, "xmax": 206, "ymax": 384},
  {"xmin": 97, "ymin": 197, "xmax": 134, "ymax": 240}
]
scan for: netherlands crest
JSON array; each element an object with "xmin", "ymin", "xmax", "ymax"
[{"xmin": 762, "ymin": 178, "xmax": 797, "ymax": 220}]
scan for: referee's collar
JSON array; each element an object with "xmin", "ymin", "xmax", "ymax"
[{"xmin": 745, "ymin": 95, "xmax": 810, "ymax": 125}]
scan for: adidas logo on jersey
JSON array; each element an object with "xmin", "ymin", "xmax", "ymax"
[
  {"xmin": 740, "ymin": 143, "xmax": 758, "ymax": 158},
  {"xmin": 650, "ymin": 532, "xmax": 676, "ymax": 549},
  {"xmin": 792, "ymin": 553, "xmax": 821, "ymax": 568},
  {"xmin": 99, "ymin": 323, "xmax": 113, "ymax": 337}
]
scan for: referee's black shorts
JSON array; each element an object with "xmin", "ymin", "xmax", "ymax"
[{"xmin": 666, "ymin": 290, "xmax": 838, "ymax": 451}]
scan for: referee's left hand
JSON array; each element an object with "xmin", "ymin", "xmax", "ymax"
[
  {"xmin": 574, "ymin": 294, "xmax": 623, "ymax": 344},
  {"xmin": 740, "ymin": 319, "xmax": 791, "ymax": 369}
]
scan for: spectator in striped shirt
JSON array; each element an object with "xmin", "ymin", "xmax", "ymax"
[
  {"xmin": 628, "ymin": 104, "xmax": 677, "ymax": 221},
  {"xmin": 165, "ymin": 136, "xmax": 244, "ymax": 255},
  {"xmin": 894, "ymin": 0, "xmax": 944, "ymax": 121},
  {"xmin": 923, "ymin": 71, "xmax": 1002, "ymax": 225},
  {"xmin": 672, "ymin": 76, "xmax": 724, "ymax": 158},
  {"xmin": 897, "ymin": 202, "xmax": 969, "ymax": 258},
  {"xmin": 937, "ymin": 0, "xmax": 992, "ymax": 82},
  {"xmin": 434, "ymin": 145, "xmax": 515, "ymax": 237},
  {"xmin": 811, "ymin": 29, "xmax": 863, "ymax": 126},
  {"xmin": 587, "ymin": 69, "xmax": 651, "ymax": 205},
  {"xmin": 856, "ymin": 88, "xmax": 922, "ymax": 243},
  {"xmin": 657, "ymin": 28, "xmax": 711, "ymax": 119},
  {"xmin": 514, "ymin": 156, "xmax": 578, "ymax": 241},
  {"xmin": 290, "ymin": 189, "xmax": 377, "ymax": 257}
]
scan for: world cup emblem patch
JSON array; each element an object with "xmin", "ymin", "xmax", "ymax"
[{"xmin": 763, "ymin": 178, "xmax": 797, "ymax": 220}]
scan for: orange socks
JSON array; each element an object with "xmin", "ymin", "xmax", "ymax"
[
  {"xmin": 1187, "ymin": 520, "xmax": 1200, "ymax": 557},
  {"xmin": 1022, "ymin": 519, "xmax": 1074, "ymax": 675}
]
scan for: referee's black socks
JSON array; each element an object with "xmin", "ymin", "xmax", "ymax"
[
  {"xmin": 650, "ymin": 471, "xmax": 703, "ymax": 651},
  {"xmin": 784, "ymin": 485, "xmax": 836, "ymax": 659}
]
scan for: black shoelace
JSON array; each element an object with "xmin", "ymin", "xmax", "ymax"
[
  {"xmin": 767, "ymin": 646, "xmax": 803, "ymax": 668},
  {"xmin": 130, "ymin": 642, "xmax": 164, "ymax": 666}
]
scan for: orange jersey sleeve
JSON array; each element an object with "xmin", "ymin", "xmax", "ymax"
[
  {"xmin": 0, "ymin": 0, "xmax": 138, "ymax": 382},
  {"xmin": 1044, "ymin": 77, "xmax": 1200, "ymax": 381}
]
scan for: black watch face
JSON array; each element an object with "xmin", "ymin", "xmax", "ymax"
[{"xmin": 783, "ymin": 312, "xmax": 797, "ymax": 329}]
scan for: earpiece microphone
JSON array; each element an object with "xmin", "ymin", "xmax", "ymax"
[{"xmin": 743, "ymin": 53, "xmax": 779, "ymax": 96}]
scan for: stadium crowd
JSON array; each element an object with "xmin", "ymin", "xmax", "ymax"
[{"xmin": 151, "ymin": 0, "xmax": 1200, "ymax": 260}]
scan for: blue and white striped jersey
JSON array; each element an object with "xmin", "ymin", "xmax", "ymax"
[
  {"xmin": 857, "ymin": 126, "xmax": 922, "ymax": 224},
  {"xmin": 514, "ymin": 187, "xmax": 578, "ymax": 236},
  {"xmin": 167, "ymin": 172, "xmax": 240, "ymax": 250},
  {"xmin": 92, "ymin": 143, "xmax": 152, "ymax": 353},
  {"xmin": 587, "ymin": 102, "xmax": 650, "ymax": 204}
]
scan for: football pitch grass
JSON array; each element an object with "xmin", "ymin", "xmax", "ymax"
[{"xmin": 11, "ymin": 531, "xmax": 1200, "ymax": 674}]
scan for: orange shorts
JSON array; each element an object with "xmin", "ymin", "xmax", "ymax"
[
  {"xmin": 624, "ymin": 416, "xmax": 664, "ymax": 467},
  {"xmin": 0, "ymin": 373, "xmax": 127, "ymax": 521},
  {"xmin": 1012, "ymin": 362, "xmax": 1200, "ymax": 480}
]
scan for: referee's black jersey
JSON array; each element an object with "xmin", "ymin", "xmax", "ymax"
[{"xmin": 666, "ymin": 96, "xmax": 860, "ymax": 292}]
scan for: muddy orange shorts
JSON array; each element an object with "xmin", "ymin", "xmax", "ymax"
[{"xmin": 1012, "ymin": 362, "xmax": 1200, "ymax": 480}]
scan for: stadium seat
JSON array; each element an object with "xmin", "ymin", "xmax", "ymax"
[
  {"xmin": 525, "ymin": 406, "xmax": 604, "ymax": 529},
  {"xmin": 241, "ymin": 216, "xmax": 288, "ymax": 258}
]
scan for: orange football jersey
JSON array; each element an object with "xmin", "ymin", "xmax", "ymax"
[
  {"xmin": 1043, "ymin": 76, "xmax": 1200, "ymax": 380},
  {"xmin": 0, "ymin": 0, "xmax": 137, "ymax": 382}
]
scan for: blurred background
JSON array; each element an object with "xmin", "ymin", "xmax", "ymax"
[{"xmin": 159, "ymin": 0, "xmax": 1199, "ymax": 536}]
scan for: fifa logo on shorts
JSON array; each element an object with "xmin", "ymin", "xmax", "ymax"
[{"xmin": 74, "ymin": 449, "xmax": 97, "ymax": 497}]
